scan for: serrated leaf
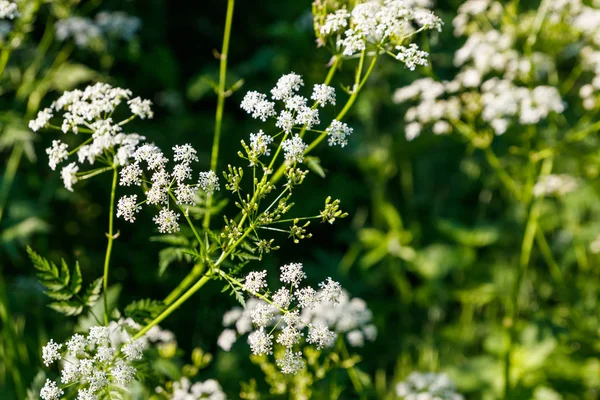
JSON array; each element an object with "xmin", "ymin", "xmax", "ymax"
[
  {"xmin": 124, "ymin": 299, "xmax": 165, "ymax": 324},
  {"xmin": 69, "ymin": 261, "xmax": 82, "ymax": 294},
  {"xmin": 82, "ymin": 278, "xmax": 103, "ymax": 307},
  {"xmin": 48, "ymin": 301, "xmax": 84, "ymax": 316}
]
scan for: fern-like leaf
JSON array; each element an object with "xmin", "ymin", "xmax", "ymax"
[{"xmin": 124, "ymin": 299, "xmax": 165, "ymax": 324}]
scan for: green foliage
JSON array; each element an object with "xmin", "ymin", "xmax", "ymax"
[
  {"xmin": 26, "ymin": 247, "xmax": 102, "ymax": 316},
  {"xmin": 124, "ymin": 298, "xmax": 165, "ymax": 324}
]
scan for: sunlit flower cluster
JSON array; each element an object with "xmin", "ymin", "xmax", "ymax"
[
  {"xmin": 0, "ymin": 0, "xmax": 19, "ymax": 20},
  {"xmin": 533, "ymin": 174, "xmax": 578, "ymax": 198},
  {"xmin": 217, "ymin": 262, "xmax": 345, "ymax": 374},
  {"xmin": 396, "ymin": 372, "xmax": 464, "ymax": 400},
  {"xmin": 240, "ymin": 73, "xmax": 349, "ymax": 167},
  {"xmin": 30, "ymin": 83, "xmax": 151, "ymax": 191},
  {"xmin": 117, "ymin": 143, "xmax": 219, "ymax": 233},
  {"xmin": 40, "ymin": 323, "xmax": 147, "ymax": 400},
  {"xmin": 313, "ymin": 0, "xmax": 441, "ymax": 69}
]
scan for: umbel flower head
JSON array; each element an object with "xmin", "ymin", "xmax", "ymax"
[
  {"xmin": 116, "ymin": 142, "xmax": 219, "ymax": 233},
  {"xmin": 312, "ymin": 0, "xmax": 442, "ymax": 69},
  {"xmin": 239, "ymin": 72, "xmax": 352, "ymax": 168},
  {"xmin": 217, "ymin": 262, "xmax": 349, "ymax": 374},
  {"xmin": 39, "ymin": 320, "xmax": 163, "ymax": 400},
  {"xmin": 29, "ymin": 83, "xmax": 152, "ymax": 192}
]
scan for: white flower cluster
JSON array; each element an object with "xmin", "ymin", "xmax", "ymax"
[
  {"xmin": 240, "ymin": 73, "xmax": 350, "ymax": 164},
  {"xmin": 452, "ymin": 0, "xmax": 503, "ymax": 36},
  {"xmin": 40, "ymin": 323, "xmax": 147, "ymax": 400},
  {"xmin": 30, "ymin": 83, "xmax": 152, "ymax": 191},
  {"xmin": 394, "ymin": 75, "xmax": 564, "ymax": 139},
  {"xmin": 166, "ymin": 377, "xmax": 226, "ymax": 400},
  {"xmin": 300, "ymin": 290, "xmax": 377, "ymax": 348},
  {"xmin": 0, "ymin": 0, "xmax": 19, "ymax": 20},
  {"xmin": 396, "ymin": 372, "xmax": 464, "ymax": 400},
  {"xmin": 315, "ymin": 0, "xmax": 441, "ymax": 69},
  {"xmin": 116, "ymin": 142, "xmax": 219, "ymax": 232},
  {"xmin": 56, "ymin": 11, "xmax": 141, "ymax": 49},
  {"xmin": 217, "ymin": 263, "xmax": 345, "ymax": 374},
  {"xmin": 533, "ymin": 174, "xmax": 578, "ymax": 198}
]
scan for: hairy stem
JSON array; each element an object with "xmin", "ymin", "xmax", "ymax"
[
  {"xmin": 204, "ymin": 0, "xmax": 236, "ymax": 230},
  {"xmin": 103, "ymin": 168, "xmax": 118, "ymax": 325}
]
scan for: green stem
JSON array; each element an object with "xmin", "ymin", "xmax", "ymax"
[
  {"xmin": 163, "ymin": 263, "xmax": 205, "ymax": 306},
  {"xmin": 134, "ymin": 275, "xmax": 211, "ymax": 339},
  {"xmin": 534, "ymin": 229, "xmax": 563, "ymax": 284},
  {"xmin": 0, "ymin": 144, "xmax": 23, "ymax": 225},
  {"xmin": 483, "ymin": 147, "xmax": 521, "ymax": 201},
  {"xmin": 103, "ymin": 168, "xmax": 118, "ymax": 325},
  {"xmin": 204, "ymin": 0, "xmax": 236, "ymax": 230},
  {"xmin": 503, "ymin": 156, "xmax": 553, "ymax": 398}
]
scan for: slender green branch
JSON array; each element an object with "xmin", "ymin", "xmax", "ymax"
[
  {"xmin": 102, "ymin": 168, "xmax": 118, "ymax": 325},
  {"xmin": 0, "ymin": 144, "xmax": 23, "ymax": 225},
  {"xmin": 483, "ymin": 147, "xmax": 521, "ymax": 201},
  {"xmin": 503, "ymin": 156, "xmax": 553, "ymax": 398},
  {"xmin": 163, "ymin": 263, "xmax": 205, "ymax": 306},
  {"xmin": 204, "ymin": 0, "xmax": 236, "ymax": 230},
  {"xmin": 133, "ymin": 275, "xmax": 211, "ymax": 339}
]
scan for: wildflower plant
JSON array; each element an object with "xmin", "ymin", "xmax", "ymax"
[{"xmin": 23, "ymin": 0, "xmax": 441, "ymax": 398}]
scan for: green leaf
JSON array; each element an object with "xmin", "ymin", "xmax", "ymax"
[
  {"xmin": 51, "ymin": 63, "xmax": 99, "ymax": 91},
  {"xmin": 305, "ymin": 156, "xmax": 326, "ymax": 178},
  {"xmin": 48, "ymin": 300, "xmax": 84, "ymax": 316},
  {"xmin": 124, "ymin": 299, "xmax": 165, "ymax": 324},
  {"xmin": 69, "ymin": 261, "xmax": 83, "ymax": 295},
  {"xmin": 82, "ymin": 278, "xmax": 103, "ymax": 307}
]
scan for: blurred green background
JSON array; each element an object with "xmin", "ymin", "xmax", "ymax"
[{"xmin": 2, "ymin": 0, "xmax": 600, "ymax": 399}]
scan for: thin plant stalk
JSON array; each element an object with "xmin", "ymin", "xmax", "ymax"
[
  {"xmin": 103, "ymin": 168, "xmax": 119, "ymax": 325},
  {"xmin": 203, "ymin": 0, "xmax": 236, "ymax": 230}
]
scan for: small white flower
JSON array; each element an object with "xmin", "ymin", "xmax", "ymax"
[
  {"xmin": 77, "ymin": 388, "xmax": 95, "ymax": 400},
  {"xmin": 250, "ymin": 303, "xmax": 274, "ymax": 327},
  {"xmin": 272, "ymin": 287, "xmax": 291, "ymax": 309},
  {"xmin": 89, "ymin": 369, "xmax": 109, "ymax": 391},
  {"xmin": 117, "ymin": 195, "xmax": 142, "ymax": 223},
  {"xmin": 66, "ymin": 333, "xmax": 86, "ymax": 355},
  {"xmin": 241, "ymin": 91, "xmax": 276, "ymax": 121},
  {"xmin": 280, "ymin": 262, "xmax": 306, "ymax": 287},
  {"xmin": 173, "ymin": 143, "xmax": 198, "ymax": 164},
  {"xmin": 217, "ymin": 329, "xmax": 237, "ymax": 351},
  {"xmin": 95, "ymin": 345, "xmax": 115, "ymax": 363},
  {"xmin": 146, "ymin": 184, "xmax": 169, "ymax": 206},
  {"xmin": 276, "ymin": 349, "xmax": 305, "ymax": 374},
  {"xmin": 307, "ymin": 321, "xmax": 336, "ymax": 349},
  {"xmin": 153, "ymin": 208, "xmax": 180, "ymax": 233},
  {"xmin": 128, "ymin": 97, "xmax": 154, "ymax": 119},
  {"xmin": 318, "ymin": 277, "xmax": 343, "ymax": 306},
  {"xmin": 271, "ymin": 72, "xmax": 304, "ymax": 100},
  {"xmin": 347, "ymin": 330, "xmax": 365, "ymax": 347},
  {"xmin": 284, "ymin": 94, "xmax": 308, "ymax": 111},
  {"xmin": 122, "ymin": 339, "xmax": 145, "ymax": 361},
  {"xmin": 61, "ymin": 361, "xmax": 79, "ymax": 384},
  {"xmin": 248, "ymin": 327, "xmax": 273, "ymax": 355},
  {"xmin": 282, "ymin": 134, "xmax": 308, "ymax": 163},
  {"xmin": 243, "ymin": 270, "xmax": 268, "ymax": 295},
  {"xmin": 295, "ymin": 106, "xmax": 320, "ymax": 129},
  {"xmin": 326, "ymin": 120, "xmax": 353, "ymax": 147},
  {"xmin": 276, "ymin": 325, "xmax": 303, "ymax": 348},
  {"xmin": 311, "ymin": 84, "xmax": 336, "ymax": 107},
  {"xmin": 175, "ymin": 184, "xmax": 198, "ymax": 205},
  {"xmin": 198, "ymin": 170, "xmax": 220, "ymax": 194},
  {"xmin": 61, "ymin": 162, "xmax": 79, "ymax": 192},
  {"xmin": 42, "ymin": 339, "xmax": 63, "ymax": 366},
  {"xmin": 111, "ymin": 360, "xmax": 137, "ymax": 386},
  {"xmin": 296, "ymin": 286, "xmax": 318, "ymax": 309},
  {"xmin": 320, "ymin": 9, "xmax": 350, "ymax": 36},
  {"xmin": 40, "ymin": 379, "xmax": 63, "ymax": 400},
  {"xmin": 276, "ymin": 110, "xmax": 295, "ymax": 133},
  {"xmin": 396, "ymin": 43, "xmax": 429, "ymax": 71},
  {"xmin": 29, "ymin": 108, "xmax": 53, "ymax": 132},
  {"xmin": 249, "ymin": 130, "xmax": 274, "ymax": 158},
  {"xmin": 173, "ymin": 163, "xmax": 192, "ymax": 183},
  {"xmin": 119, "ymin": 162, "xmax": 142, "ymax": 186},
  {"xmin": 46, "ymin": 140, "xmax": 69, "ymax": 171}
]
